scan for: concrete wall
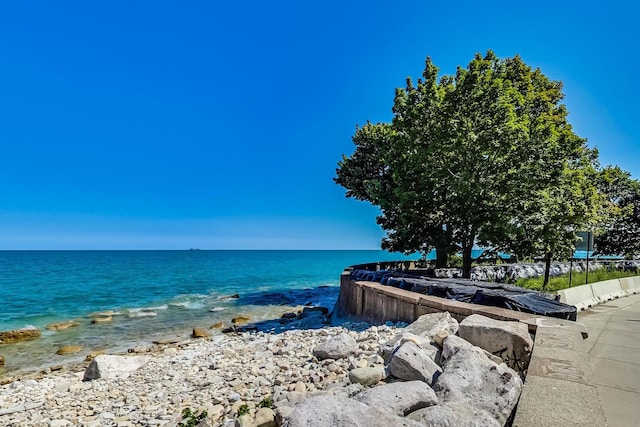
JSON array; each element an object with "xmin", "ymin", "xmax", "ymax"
[{"xmin": 333, "ymin": 272, "xmax": 534, "ymax": 326}]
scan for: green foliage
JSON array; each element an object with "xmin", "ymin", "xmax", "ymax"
[
  {"xmin": 178, "ymin": 408, "xmax": 208, "ymax": 427},
  {"xmin": 258, "ymin": 397, "xmax": 273, "ymax": 408},
  {"xmin": 515, "ymin": 268, "xmax": 637, "ymax": 292},
  {"xmin": 594, "ymin": 166, "xmax": 640, "ymax": 256},
  {"xmin": 446, "ymin": 254, "xmax": 463, "ymax": 268},
  {"xmin": 336, "ymin": 51, "xmax": 599, "ymax": 280},
  {"xmin": 237, "ymin": 404, "xmax": 250, "ymax": 416}
]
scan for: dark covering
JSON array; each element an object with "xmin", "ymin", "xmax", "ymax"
[{"xmin": 350, "ymin": 269, "xmax": 577, "ymax": 321}]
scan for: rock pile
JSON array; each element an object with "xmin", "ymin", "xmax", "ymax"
[
  {"xmin": 0, "ymin": 312, "xmax": 529, "ymax": 426},
  {"xmin": 432, "ymin": 261, "xmax": 612, "ymax": 282}
]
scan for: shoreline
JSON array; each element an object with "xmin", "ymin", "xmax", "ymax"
[{"xmin": 0, "ymin": 300, "xmax": 334, "ymax": 378}]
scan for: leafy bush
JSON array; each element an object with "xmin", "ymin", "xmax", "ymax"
[
  {"xmin": 515, "ymin": 268, "xmax": 638, "ymax": 292},
  {"xmin": 258, "ymin": 397, "xmax": 273, "ymax": 408},
  {"xmin": 178, "ymin": 408, "xmax": 208, "ymax": 427},
  {"xmin": 237, "ymin": 404, "xmax": 250, "ymax": 416}
]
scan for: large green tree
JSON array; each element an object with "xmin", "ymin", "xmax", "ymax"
[
  {"xmin": 594, "ymin": 166, "xmax": 640, "ymax": 256},
  {"xmin": 336, "ymin": 51, "xmax": 599, "ymax": 280}
]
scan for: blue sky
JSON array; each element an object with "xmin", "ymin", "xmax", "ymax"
[{"xmin": 0, "ymin": 1, "xmax": 638, "ymax": 250}]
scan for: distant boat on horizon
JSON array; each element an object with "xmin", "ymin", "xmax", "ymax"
[{"xmin": 189, "ymin": 248, "xmax": 201, "ymax": 251}]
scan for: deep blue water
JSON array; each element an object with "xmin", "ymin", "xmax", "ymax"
[{"xmin": 0, "ymin": 250, "xmax": 416, "ymax": 373}]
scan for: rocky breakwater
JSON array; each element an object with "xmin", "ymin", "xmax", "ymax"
[{"xmin": 0, "ymin": 312, "xmax": 531, "ymax": 427}]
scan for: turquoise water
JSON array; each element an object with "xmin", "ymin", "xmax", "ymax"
[{"xmin": 0, "ymin": 250, "xmax": 416, "ymax": 374}]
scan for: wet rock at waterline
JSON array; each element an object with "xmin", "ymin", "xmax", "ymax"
[
  {"xmin": 55, "ymin": 345, "xmax": 82, "ymax": 355},
  {"xmin": 46, "ymin": 321, "xmax": 80, "ymax": 331},
  {"xmin": 192, "ymin": 327, "xmax": 211, "ymax": 338},
  {"xmin": 0, "ymin": 327, "xmax": 41, "ymax": 344}
]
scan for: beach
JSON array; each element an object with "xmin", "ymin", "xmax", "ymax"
[{"xmin": 0, "ymin": 320, "xmax": 403, "ymax": 426}]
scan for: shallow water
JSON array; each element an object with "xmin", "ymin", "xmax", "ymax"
[{"xmin": 0, "ymin": 250, "xmax": 416, "ymax": 374}]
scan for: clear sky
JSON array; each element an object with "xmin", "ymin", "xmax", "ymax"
[{"xmin": 0, "ymin": 1, "xmax": 638, "ymax": 250}]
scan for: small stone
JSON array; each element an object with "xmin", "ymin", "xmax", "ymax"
[
  {"xmin": 208, "ymin": 404, "xmax": 225, "ymax": 420},
  {"xmin": 293, "ymin": 381, "xmax": 306, "ymax": 393},
  {"xmin": 254, "ymin": 407, "xmax": 276, "ymax": 427},
  {"xmin": 85, "ymin": 350, "xmax": 105, "ymax": 361}
]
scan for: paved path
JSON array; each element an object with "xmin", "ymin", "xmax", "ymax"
[{"xmin": 578, "ymin": 292, "xmax": 640, "ymax": 426}]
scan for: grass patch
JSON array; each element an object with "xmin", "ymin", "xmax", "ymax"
[{"xmin": 515, "ymin": 268, "xmax": 638, "ymax": 292}]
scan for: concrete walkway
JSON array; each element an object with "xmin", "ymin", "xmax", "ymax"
[
  {"xmin": 514, "ymin": 292, "xmax": 640, "ymax": 426},
  {"xmin": 578, "ymin": 292, "xmax": 640, "ymax": 426}
]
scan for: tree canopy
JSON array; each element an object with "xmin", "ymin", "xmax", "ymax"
[
  {"xmin": 336, "ymin": 51, "xmax": 600, "ymax": 283},
  {"xmin": 595, "ymin": 166, "xmax": 640, "ymax": 257}
]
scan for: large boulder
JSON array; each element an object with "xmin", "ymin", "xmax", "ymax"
[
  {"xmin": 283, "ymin": 395, "xmax": 423, "ymax": 427},
  {"xmin": 83, "ymin": 354, "xmax": 151, "ymax": 381},
  {"xmin": 403, "ymin": 312, "xmax": 459, "ymax": 339},
  {"xmin": 387, "ymin": 341, "xmax": 442, "ymax": 385},
  {"xmin": 407, "ymin": 402, "xmax": 500, "ymax": 427},
  {"xmin": 0, "ymin": 327, "xmax": 41, "ymax": 344},
  {"xmin": 388, "ymin": 332, "xmax": 440, "ymax": 362},
  {"xmin": 312, "ymin": 333, "xmax": 357, "ymax": 360},
  {"xmin": 433, "ymin": 335, "xmax": 522, "ymax": 426},
  {"xmin": 383, "ymin": 313, "xmax": 458, "ymax": 359},
  {"xmin": 353, "ymin": 380, "xmax": 437, "ymax": 417},
  {"xmin": 458, "ymin": 314, "xmax": 533, "ymax": 371}
]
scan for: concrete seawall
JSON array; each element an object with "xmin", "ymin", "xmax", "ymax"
[
  {"xmin": 335, "ymin": 269, "xmax": 640, "ymax": 425},
  {"xmin": 334, "ymin": 271, "xmax": 538, "ymax": 326}
]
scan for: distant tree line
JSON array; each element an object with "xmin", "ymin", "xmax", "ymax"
[{"xmin": 335, "ymin": 51, "xmax": 640, "ymax": 288}]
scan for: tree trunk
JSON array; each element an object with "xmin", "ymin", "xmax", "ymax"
[
  {"xmin": 461, "ymin": 243, "xmax": 473, "ymax": 279},
  {"xmin": 435, "ymin": 246, "xmax": 448, "ymax": 268},
  {"xmin": 543, "ymin": 252, "xmax": 552, "ymax": 291}
]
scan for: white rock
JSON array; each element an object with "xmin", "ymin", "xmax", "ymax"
[
  {"xmin": 348, "ymin": 366, "xmax": 385, "ymax": 386},
  {"xmin": 387, "ymin": 341, "xmax": 442, "ymax": 385},
  {"xmin": 283, "ymin": 395, "xmax": 423, "ymax": 427},
  {"xmin": 83, "ymin": 355, "xmax": 151, "ymax": 381},
  {"xmin": 407, "ymin": 402, "xmax": 500, "ymax": 427},
  {"xmin": 434, "ymin": 335, "xmax": 522, "ymax": 426},
  {"xmin": 458, "ymin": 314, "xmax": 533, "ymax": 369},
  {"xmin": 353, "ymin": 380, "xmax": 437, "ymax": 416},
  {"xmin": 312, "ymin": 333, "xmax": 358, "ymax": 360}
]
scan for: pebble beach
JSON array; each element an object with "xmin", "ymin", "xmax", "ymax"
[{"xmin": 0, "ymin": 321, "xmax": 402, "ymax": 426}]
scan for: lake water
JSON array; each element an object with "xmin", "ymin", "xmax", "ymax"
[{"xmin": 0, "ymin": 250, "xmax": 416, "ymax": 374}]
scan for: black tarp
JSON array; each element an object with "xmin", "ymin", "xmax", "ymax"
[{"xmin": 350, "ymin": 269, "xmax": 577, "ymax": 321}]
